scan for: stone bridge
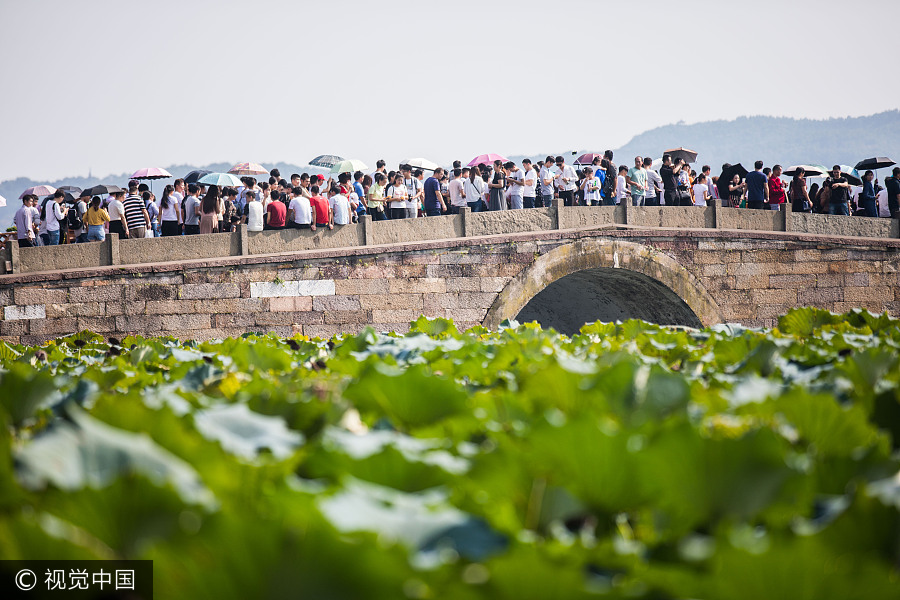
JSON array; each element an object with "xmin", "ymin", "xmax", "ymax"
[{"xmin": 1, "ymin": 204, "xmax": 899, "ymax": 344}]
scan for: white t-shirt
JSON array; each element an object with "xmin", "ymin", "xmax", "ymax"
[
  {"xmin": 645, "ymin": 169, "xmax": 663, "ymax": 198},
  {"xmin": 583, "ymin": 177, "xmax": 601, "ymax": 202},
  {"xmin": 246, "ymin": 201, "xmax": 264, "ymax": 231},
  {"xmin": 289, "ymin": 196, "xmax": 312, "ymax": 225},
  {"xmin": 462, "ymin": 178, "xmax": 483, "ymax": 205},
  {"xmin": 449, "ymin": 178, "xmax": 466, "ymax": 207},
  {"xmin": 172, "ymin": 191, "xmax": 184, "ymax": 206},
  {"xmin": 44, "ymin": 201, "xmax": 65, "ymax": 232},
  {"xmin": 559, "ymin": 165, "xmax": 578, "ymax": 191},
  {"xmin": 329, "ymin": 194, "xmax": 351, "ymax": 225},
  {"xmin": 107, "ymin": 198, "xmax": 125, "ymax": 221},
  {"xmin": 507, "ymin": 169, "xmax": 524, "ymax": 197},
  {"xmin": 522, "ymin": 168, "xmax": 537, "ymax": 197},
  {"xmin": 404, "ymin": 177, "xmax": 419, "ymax": 211},
  {"xmin": 692, "ymin": 183, "xmax": 709, "ymax": 206},
  {"xmin": 616, "ymin": 175, "xmax": 627, "ymax": 202},
  {"xmin": 539, "ymin": 166, "xmax": 556, "ymax": 197},
  {"xmin": 389, "ymin": 183, "xmax": 408, "ymax": 209},
  {"xmin": 160, "ymin": 197, "xmax": 180, "ymax": 221}
]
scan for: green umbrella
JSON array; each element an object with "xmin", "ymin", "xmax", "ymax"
[{"xmin": 329, "ymin": 159, "xmax": 368, "ymax": 174}]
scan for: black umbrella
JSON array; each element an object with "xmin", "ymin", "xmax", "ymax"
[
  {"xmin": 183, "ymin": 170, "xmax": 212, "ymax": 185},
  {"xmin": 717, "ymin": 163, "xmax": 748, "ymax": 204},
  {"xmin": 664, "ymin": 147, "xmax": 699, "ymax": 164},
  {"xmin": 58, "ymin": 185, "xmax": 82, "ymax": 195},
  {"xmin": 309, "ymin": 154, "xmax": 344, "ymax": 169},
  {"xmin": 80, "ymin": 184, "xmax": 124, "ymax": 198},
  {"xmin": 854, "ymin": 157, "xmax": 895, "ymax": 171}
]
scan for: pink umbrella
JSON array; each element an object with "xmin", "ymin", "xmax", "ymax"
[
  {"xmin": 228, "ymin": 162, "xmax": 268, "ymax": 176},
  {"xmin": 19, "ymin": 185, "xmax": 57, "ymax": 198},
  {"xmin": 574, "ymin": 153, "xmax": 603, "ymax": 166},
  {"xmin": 468, "ymin": 154, "xmax": 509, "ymax": 167},
  {"xmin": 131, "ymin": 167, "xmax": 173, "ymax": 180}
]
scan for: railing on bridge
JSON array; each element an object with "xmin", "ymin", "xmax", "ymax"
[{"xmin": 2, "ymin": 203, "xmax": 898, "ymax": 276}]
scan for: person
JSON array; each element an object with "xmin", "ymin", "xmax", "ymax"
[
  {"xmin": 580, "ymin": 167, "xmax": 602, "ymax": 206},
  {"xmin": 520, "ymin": 159, "xmax": 537, "ymax": 209},
  {"xmin": 788, "ymin": 168, "xmax": 811, "ymax": 213},
  {"xmin": 288, "ymin": 186, "xmax": 314, "ymax": 229},
  {"xmin": 859, "ymin": 170, "xmax": 878, "ymax": 217},
  {"xmin": 329, "ymin": 184, "xmax": 352, "ymax": 225},
  {"xmin": 367, "ymin": 173, "xmax": 388, "ymax": 220},
  {"xmin": 42, "ymin": 190, "xmax": 66, "ymax": 245},
  {"xmin": 424, "ymin": 167, "xmax": 447, "ymax": 216},
  {"xmin": 746, "ymin": 160, "xmax": 769, "ymax": 210},
  {"xmin": 659, "ymin": 154, "xmax": 679, "ymax": 206},
  {"xmin": 107, "ymin": 190, "xmax": 127, "ymax": 238},
  {"xmin": 767, "ymin": 164, "xmax": 787, "ymax": 211},
  {"xmin": 464, "ymin": 166, "xmax": 485, "ymax": 212},
  {"xmin": 14, "ymin": 195, "xmax": 38, "ymax": 247},
  {"xmin": 142, "ymin": 191, "xmax": 159, "ymax": 237},
  {"xmin": 488, "ymin": 160, "xmax": 507, "ymax": 211},
  {"xmin": 505, "ymin": 162, "xmax": 524, "ymax": 210},
  {"xmin": 885, "ymin": 167, "xmax": 900, "ymax": 219},
  {"xmin": 245, "ymin": 191, "xmax": 264, "ymax": 232},
  {"xmin": 401, "ymin": 165, "xmax": 420, "ymax": 219},
  {"xmin": 616, "ymin": 165, "xmax": 628, "ymax": 205},
  {"xmin": 627, "ymin": 156, "xmax": 648, "ymax": 207},
  {"xmin": 200, "ymin": 186, "xmax": 221, "ymax": 234},
  {"xmin": 352, "ymin": 171, "xmax": 366, "ymax": 212},
  {"xmin": 264, "ymin": 188, "xmax": 286, "ymax": 230},
  {"xmin": 159, "ymin": 184, "xmax": 182, "ymax": 236},
  {"xmin": 123, "ymin": 181, "xmax": 150, "ymax": 239},
  {"xmin": 677, "ymin": 162, "xmax": 693, "ymax": 206},
  {"xmin": 555, "ymin": 156, "xmax": 578, "ymax": 206},
  {"xmin": 183, "ymin": 184, "xmax": 201, "ymax": 234},
  {"xmin": 701, "ymin": 166, "xmax": 717, "ymax": 204},
  {"xmin": 83, "ymin": 196, "xmax": 110, "ymax": 242},
  {"xmin": 387, "ymin": 173, "xmax": 409, "ymax": 220},
  {"xmin": 539, "ymin": 157, "xmax": 556, "ymax": 206},
  {"xmin": 310, "ymin": 184, "xmax": 333, "ymax": 230},
  {"xmin": 827, "ymin": 165, "xmax": 852, "ymax": 215},
  {"xmin": 448, "ymin": 168, "xmax": 466, "ymax": 214},
  {"xmin": 728, "ymin": 174, "xmax": 745, "ymax": 208},
  {"xmin": 643, "ymin": 158, "xmax": 662, "ymax": 206},
  {"xmin": 172, "ymin": 178, "xmax": 185, "ymax": 207},
  {"xmin": 692, "ymin": 174, "xmax": 710, "ymax": 206}
]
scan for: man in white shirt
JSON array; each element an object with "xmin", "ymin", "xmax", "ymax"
[
  {"xmin": 692, "ymin": 174, "xmax": 711, "ymax": 206},
  {"xmin": 555, "ymin": 156, "xmax": 578, "ymax": 206},
  {"xmin": 288, "ymin": 186, "xmax": 314, "ymax": 229},
  {"xmin": 172, "ymin": 178, "xmax": 185, "ymax": 206},
  {"xmin": 245, "ymin": 191, "xmax": 264, "ymax": 232},
  {"xmin": 616, "ymin": 166, "xmax": 628, "ymax": 205},
  {"xmin": 643, "ymin": 157, "xmax": 663, "ymax": 206},
  {"xmin": 448, "ymin": 168, "xmax": 467, "ymax": 214},
  {"xmin": 505, "ymin": 161, "xmax": 524, "ymax": 210},
  {"xmin": 14, "ymin": 195, "xmax": 37, "ymax": 247},
  {"xmin": 328, "ymin": 185, "xmax": 351, "ymax": 226},
  {"xmin": 521, "ymin": 159, "xmax": 537, "ymax": 208},
  {"xmin": 401, "ymin": 165, "xmax": 420, "ymax": 219},
  {"xmin": 539, "ymin": 155, "xmax": 557, "ymax": 205}
]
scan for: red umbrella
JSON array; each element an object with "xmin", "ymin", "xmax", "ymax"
[
  {"xmin": 468, "ymin": 153, "xmax": 509, "ymax": 167},
  {"xmin": 574, "ymin": 153, "xmax": 603, "ymax": 166},
  {"xmin": 19, "ymin": 185, "xmax": 57, "ymax": 198}
]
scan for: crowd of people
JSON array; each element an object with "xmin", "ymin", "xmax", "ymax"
[{"xmin": 13, "ymin": 152, "xmax": 900, "ymax": 248}]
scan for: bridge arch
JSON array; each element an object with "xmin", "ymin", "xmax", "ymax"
[{"xmin": 483, "ymin": 239, "xmax": 723, "ymax": 333}]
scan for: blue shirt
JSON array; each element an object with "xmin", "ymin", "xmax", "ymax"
[
  {"xmin": 424, "ymin": 177, "xmax": 442, "ymax": 211},
  {"xmin": 746, "ymin": 171, "xmax": 767, "ymax": 203},
  {"xmin": 353, "ymin": 181, "xmax": 365, "ymax": 201}
]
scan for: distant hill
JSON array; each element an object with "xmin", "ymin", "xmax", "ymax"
[{"xmin": 3, "ymin": 111, "xmax": 899, "ymax": 229}]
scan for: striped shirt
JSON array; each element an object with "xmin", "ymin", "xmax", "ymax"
[{"xmin": 123, "ymin": 194, "xmax": 146, "ymax": 230}]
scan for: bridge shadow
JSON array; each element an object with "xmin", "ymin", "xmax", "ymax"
[{"xmin": 515, "ymin": 267, "xmax": 702, "ymax": 335}]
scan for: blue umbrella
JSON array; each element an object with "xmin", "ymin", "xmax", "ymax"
[{"xmin": 198, "ymin": 172, "xmax": 243, "ymax": 187}]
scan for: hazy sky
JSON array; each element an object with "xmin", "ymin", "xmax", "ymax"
[{"xmin": 1, "ymin": 0, "xmax": 897, "ymax": 181}]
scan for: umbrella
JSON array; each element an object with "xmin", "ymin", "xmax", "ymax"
[
  {"xmin": 183, "ymin": 169, "xmax": 212, "ymax": 184},
  {"xmin": 227, "ymin": 162, "xmax": 268, "ymax": 176},
  {"xmin": 720, "ymin": 163, "xmax": 749, "ymax": 183},
  {"xmin": 80, "ymin": 184, "xmax": 124, "ymax": 197},
  {"xmin": 131, "ymin": 167, "xmax": 173, "ymax": 180},
  {"xmin": 198, "ymin": 172, "xmax": 243, "ymax": 187},
  {"xmin": 838, "ymin": 166, "xmax": 862, "ymax": 186},
  {"xmin": 854, "ymin": 157, "xmax": 895, "ymax": 171},
  {"xmin": 574, "ymin": 153, "xmax": 603, "ymax": 166},
  {"xmin": 783, "ymin": 165, "xmax": 826, "ymax": 178},
  {"xmin": 58, "ymin": 185, "xmax": 83, "ymax": 195},
  {"xmin": 664, "ymin": 147, "xmax": 699, "ymax": 163},
  {"xmin": 400, "ymin": 157, "xmax": 440, "ymax": 171},
  {"xmin": 19, "ymin": 185, "xmax": 57, "ymax": 198},
  {"xmin": 330, "ymin": 159, "xmax": 368, "ymax": 174},
  {"xmin": 0, "ymin": 194, "xmax": 6, "ymax": 208},
  {"xmin": 309, "ymin": 154, "xmax": 344, "ymax": 169},
  {"xmin": 468, "ymin": 153, "xmax": 509, "ymax": 167}
]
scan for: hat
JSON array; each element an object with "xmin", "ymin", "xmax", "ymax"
[{"xmin": 316, "ymin": 174, "xmax": 325, "ymax": 181}]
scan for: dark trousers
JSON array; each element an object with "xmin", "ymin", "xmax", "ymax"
[
  {"xmin": 645, "ymin": 193, "xmax": 660, "ymax": 207},
  {"xmin": 425, "ymin": 208, "xmax": 442, "ymax": 217},
  {"xmin": 663, "ymin": 189, "xmax": 678, "ymax": 206},
  {"xmin": 184, "ymin": 224, "xmax": 200, "ymax": 235},
  {"xmin": 390, "ymin": 207, "xmax": 406, "ymax": 220},
  {"xmin": 860, "ymin": 198, "xmax": 878, "ymax": 217},
  {"xmin": 523, "ymin": 196, "xmax": 535, "ymax": 209},
  {"xmin": 467, "ymin": 201, "xmax": 482, "ymax": 213},
  {"xmin": 747, "ymin": 200, "xmax": 765, "ymax": 210},
  {"xmin": 371, "ymin": 208, "xmax": 387, "ymax": 221},
  {"xmin": 161, "ymin": 221, "xmax": 181, "ymax": 237},
  {"xmin": 109, "ymin": 220, "xmax": 125, "ymax": 237},
  {"xmin": 18, "ymin": 238, "xmax": 34, "ymax": 247},
  {"xmin": 559, "ymin": 190, "xmax": 574, "ymax": 207}
]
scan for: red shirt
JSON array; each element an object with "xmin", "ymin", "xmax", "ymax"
[
  {"xmin": 310, "ymin": 196, "xmax": 330, "ymax": 225},
  {"xmin": 768, "ymin": 176, "xmax": 786, "ymax": 204},
  {"xmin": 266, "ymin": 201, "xmax": 286, "ymax": 227}
]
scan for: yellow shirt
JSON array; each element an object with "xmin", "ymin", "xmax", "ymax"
[{"xmin": 84, "ymin": 207, "xmax": 110, "ymax": 226}]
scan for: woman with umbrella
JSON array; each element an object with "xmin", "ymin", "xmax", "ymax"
[
  {"xmin": 728, "ymin": 174, "xmax": 746, "ymax": 208},
  {"xmin": 858, "ymin": 170, "xmax": 878, "ymax": 217},
  {"xmin": 199, "ymin": 186, "xmax": 221, "ymax": 234},
  {"xmin": 488, "ymin": 160, "xmax": 507, "ymax": 211}
]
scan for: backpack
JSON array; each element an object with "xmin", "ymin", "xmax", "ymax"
[
  {"xmin": 601, "ymin": 163, "xmax": 617, "ymax": 197},
  {"xmin": 67, "ymin": 203, "xmax": 83, "ymax": 230}
]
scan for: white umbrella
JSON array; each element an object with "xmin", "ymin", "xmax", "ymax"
[
  {"xmin": 400, "ymin": 157, "xmax": 440, "ymax": 171},
  {"xmin": 330, "ymin": 159, "xmax": 368, "ymax": 174},
  {"xmin": 0, "ymin": 194, "xmax": 6, "ymax": 208}
]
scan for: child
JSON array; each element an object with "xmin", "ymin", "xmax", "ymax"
[
  {"xmin": 616, "ymin": 166, "xmax": 628, "ymax": 205},
  {"xmin": 580, "ymin": 167, "xmax": 602, "ymax": 206}
]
